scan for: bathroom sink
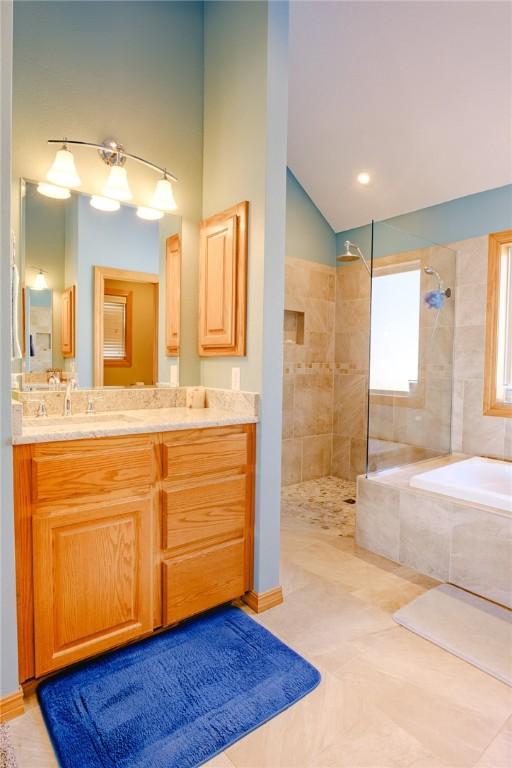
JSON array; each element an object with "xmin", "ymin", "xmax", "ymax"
[{"xmin": 24, "ymin": 413, "xmax": 140, "ymax": 428}]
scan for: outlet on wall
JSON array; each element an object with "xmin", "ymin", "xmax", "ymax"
[
  {"xmin": 231, "ymin": 367, "xmax": 241, "ymax": 391},
  {"xmin": 170, "ymin": 364, "xmax": 179, "ymax": 387}
]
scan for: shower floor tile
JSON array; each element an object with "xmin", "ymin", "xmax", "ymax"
[{"xmin": 281, "ymin": 476, "xmax": 357, "ymax": 537}]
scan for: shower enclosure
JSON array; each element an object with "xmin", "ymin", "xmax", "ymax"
[{"xmin": 365, "ymin": 221, "xmax": 456, "ymax": 474}]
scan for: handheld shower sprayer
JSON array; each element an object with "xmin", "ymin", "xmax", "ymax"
[{"xmin": 423, "ymin": 265, "xmax": 451, "ymax": 309}]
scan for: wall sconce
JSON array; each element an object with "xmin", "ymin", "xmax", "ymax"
[
  {"xmin": 29, "ymin": 267, "xmax": 49, "ymax": 290},
  {"xmin": 39, "ymin": 138, "xmax": 178, "ymax": 217},
  {"xmin": 37, "ymin": 182, "xmax": 71, "ymax": 200}
]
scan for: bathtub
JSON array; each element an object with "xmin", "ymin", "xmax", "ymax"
[{"xmin": 410, "ymin": 456, "xmax": 512, "ymax": 513}]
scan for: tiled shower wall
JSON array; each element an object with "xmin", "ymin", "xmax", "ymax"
[
  {"xmin": 282, "ymin": 257, "xmax": 335, "ymax": 485},
  {"xmin": 451, "ymin": 235, "xmax": 512, "ymax": 461},
  {"xmin": 282, "ymin": 234, "xmax": 511, "ymax": 487}
]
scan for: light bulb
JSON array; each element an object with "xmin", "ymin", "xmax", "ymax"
[
  {"xmin": 37, "ymin": 182, "xmax": 71, "ymax": 200},
  {"xmin": 47, "ymin": 147, "xmax": 81, "ymax": 188},
  {"xmin": 90, "ymin": 195, "xmax": 120, "ymax": 212},
  {"xmin": 33, "ymin": 271, "xmax": 48, "ymax": 290},
  {"xmin": 151, "ymin": 177, "xmax": 177, "ymax": 211},
  {"xmin": 136, "ymin": 206, "xmax": 164, "ymax": 221},
  {"xmin": 102, "ymin": 165, "xmax": 132, "ymax": 201},
  {"xmin": 357, "ymin": 172, "xmax": 371, "ymax": 185}
]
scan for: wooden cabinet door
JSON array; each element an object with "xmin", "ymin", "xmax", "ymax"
[
  {"xmin": 198, "ymin": 202, "xmax": 248, "ymax": 356},
  {"xmin": 33, "ymin": 496, "xmax": 153, "ymax": 676},
  {"xmin": 61, "ymin": 285, "xmax": 75, "ymax": 358},
  {"xmin": 165, "ymin": 234, "xmax": 181, "ymax": 355}
]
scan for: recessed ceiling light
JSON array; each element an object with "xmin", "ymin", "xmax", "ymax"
[{"xmin": 357, "ymin": 172, "xmax": 370, "ymax": 185}]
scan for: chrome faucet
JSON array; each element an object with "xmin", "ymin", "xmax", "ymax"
[{"xmin": 63, "ymin": 380, "xmax": 73, "ymax": 416}]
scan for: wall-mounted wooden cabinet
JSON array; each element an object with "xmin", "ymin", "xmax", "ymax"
[
  {"xmin": 165, "ymin": 234, "xmax": 181, "ymax": 355},
  {"xmin": 61, "ymin": 285, "xmax": 75, "ymax": 358},
  {"xmin": 14, "ymin": 424, "xmax": 255, "ymax": 682},
  {"xmin": 198, "ymin": 201, "xmax": 248, "ymax": 356}
]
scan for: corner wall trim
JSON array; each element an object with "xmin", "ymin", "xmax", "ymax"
[
  {"xmin": 0, "ymin": 689, "xmax": 24, "ymax": 722},
  {"xmin": 243, "ymin": 586, "xmax": 283, "ymax": 613}
]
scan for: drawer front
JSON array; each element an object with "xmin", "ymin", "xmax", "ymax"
[
  {"xmin": 163, "ymin": 429, "xmax": 248, "ymax": 481},
  {"xmin": 32, "ymin": 445, "xmax": 156, "ymax": 504},
  {"xmin": 163, "ymin": 475, "xmax": 246, "ymax": 553},
  {"xmin": 163, "ymin": 540, "xmax": 245, "ymax": 625}
]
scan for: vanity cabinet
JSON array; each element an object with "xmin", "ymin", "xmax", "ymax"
[{"xmin": 14, "ymin": 424, "xmax": 255, "ymax": 682}]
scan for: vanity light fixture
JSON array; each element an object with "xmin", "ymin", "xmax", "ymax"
[
  {"xmin": 102, "ymin": 165, "xmax": 132, "ymax": 202},
  {"xmin": 47, "ymin": 144, "xmax": 81, "ymax": 188},
  {"xmin": 37, "ymin": 182, "xmax": 71, "ymax": 200},
  {"xmin": 46, "ymin": 138, "xmax": 178, "ymax": 211},
  {"xmin": 136, "ymin": 206, "xmax": 164, "ymax": 221},
  {"xmin": 90, "ymin": 195, "xmax": 121, "ymax": 212},
  {"xmin": 29, "ymin": 267, "xmax": 49, "ymax": 290},
  {"xmin": 151, "ymin": 175, "xmax": 177, "ymax": 212}
]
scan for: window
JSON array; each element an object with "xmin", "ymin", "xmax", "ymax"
[
  {"xmin": 370, "ymin": 263, "xmax": 422, "ymax": 398},
  {"xmin": 484, "ymin": 230, "xmax": 512, "ymax": 416},
  {"xmin": 103, "ymin": 291, "xmax": 132, "ymax": 367}
]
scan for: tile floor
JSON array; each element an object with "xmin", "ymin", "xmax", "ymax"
[{"xmin": 5, "ymin": 478, "xmax": 512, "ymax": 767}]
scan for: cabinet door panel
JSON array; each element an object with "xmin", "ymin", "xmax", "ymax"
[
  {"xmin": 198, "ymin": 202, "xmax": 248, "ymax": 356},
  {"xmin": 163, "ymin": 540, "xmax": 245, "ymax": 625},
  {"xmin": 165, "ymin": 234, "xmax": 181, "ymax": 355},
  {"xmin": 33, "ymin": 496, "xmax": 153, "ymax": 676},
  {"xmin": 163, "ymin": 475, "xmax": 246, "ymax": 554}
]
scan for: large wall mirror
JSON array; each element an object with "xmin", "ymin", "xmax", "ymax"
[{"xmin": 16, "ymin": 179, "xmax": 181, "ymax": 389}]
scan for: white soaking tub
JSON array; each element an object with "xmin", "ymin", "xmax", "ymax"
[{"xmin": 410, "ymin": 457, "xmax": 512, "ymax": 513}]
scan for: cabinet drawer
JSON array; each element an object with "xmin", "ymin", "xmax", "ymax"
[
  {"xmin": 163, "ymin": 428, "xmax": 248, "ymax": 481},
  {"xmin": 32, "ymin": 445, "xmax": 155, "ymax": 504},
  {"xmin": 163, "ymin": 475, "xmax": 246, "ymax": 553},
  {"xmin": 163, "ymin": 540, "xmax": 245, "ymax": 625}
]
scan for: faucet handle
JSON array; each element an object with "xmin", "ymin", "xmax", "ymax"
[
  {"xmin": 86, "ymin": 395, "xmax": 104, "ymax": 414},
  {"xmin": 26, "ymin": 399, "xmax": 48, "ymax": 417}
]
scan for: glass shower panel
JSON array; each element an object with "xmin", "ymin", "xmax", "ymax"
[{"xmin": 366, "ymin": 222, "xmax": 456, "ymax": 474}]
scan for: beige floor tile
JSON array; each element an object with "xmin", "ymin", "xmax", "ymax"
[{"xmin": 475, "ymin": 716, "xmax": 512, "ymax": 767}]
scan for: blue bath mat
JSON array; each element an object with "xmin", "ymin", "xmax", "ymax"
[{"xmin": 38, "ymin": 605, "xmax": 321, "ymax": 768}]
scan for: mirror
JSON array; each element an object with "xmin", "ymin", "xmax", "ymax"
[{"xmin": 17, "ymin": 179, "xmax": 181, "ymax": 389}]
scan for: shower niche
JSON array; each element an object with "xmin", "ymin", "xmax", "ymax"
[{"xmin": 284, "ymin": 309, "xmax": 305, "ymax": 346}]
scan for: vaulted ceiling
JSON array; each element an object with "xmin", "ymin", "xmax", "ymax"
[{"xmin": 287, "ymin": 1, "xmax": 512, "ymax": 232}]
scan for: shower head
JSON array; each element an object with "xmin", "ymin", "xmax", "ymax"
[
  {"xmin": 337, "ymin": 241, "xmax": 360, "ymax": 263},
  {"xmin": 337, "ymin": 240, "xmax": 371, "ymax": 274}
]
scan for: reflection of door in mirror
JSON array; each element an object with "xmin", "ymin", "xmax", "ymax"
[
  {"xmin": 25, "ymin": 288, "xmax": 53, "ymax": 372},
  {"xmin": 94, "ymin": 266, "xmax": 159, "ymax": 387}
]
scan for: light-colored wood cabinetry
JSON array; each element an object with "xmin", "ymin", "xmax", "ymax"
[
  {"xmin": 14, "ymin": 424, "xmax": 255, "ymax": 683},
  {"xmin": 165, "ymin": 234, "xmax": 181, "ymax": 356},
  {"xmin": 61, "ymin": 285, "xmax": 75, "ymax": 358},
  {"xmin": 198, "ymin": 202, "xmax": 248, "ymax": 356}
]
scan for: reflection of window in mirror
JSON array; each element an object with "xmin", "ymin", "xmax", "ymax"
[
  {"xmin": 484, "ymin": 230, "xmax": 512, "ymax": 417},
  {"xmin": 103, "ymin": 291, "xmax": 132, "ymax": 367},
  {"xmin": 370, "ymin": 259, "xmax": 423, "ymax": 407}
]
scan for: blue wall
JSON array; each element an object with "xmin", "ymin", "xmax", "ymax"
[
  {"xmin": 286, "ymin": 168, "xmax": 336, "ymax": 266},
  {"xmin": 336, "ymin": 184, "xmax": 512, "ymax": 261}
]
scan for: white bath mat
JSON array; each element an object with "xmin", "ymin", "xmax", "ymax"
[{"xmin": 393, "ymin": 584, "xmax": 512, "ymax": 686}]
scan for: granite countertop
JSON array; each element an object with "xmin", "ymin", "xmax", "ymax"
[{"xmin": 13, "ymin": 407, "xmax": 258, "ymax": 445}]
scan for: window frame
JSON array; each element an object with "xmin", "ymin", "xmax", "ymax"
[
  {"xmin": 369, "ymin": 254, "xmax": 425, "ymax": 410},
  {"xmin": 483, "ymin": 229, "xmax": 512, "ymax": 418},
  {"xmin": 103, "ymin": 289, "xmax": 133, "ymax": 368}
]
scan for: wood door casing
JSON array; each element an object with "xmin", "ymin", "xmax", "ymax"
[
  {"xmin": 33, "ymin": 496, "xmax": 154, "ymax": 676},
  {"xmin": 198, "ymin": 201, "xmax": 248, "ymax": 356},
  {"xmin": 165, "ymin": 234, "xmax": 181, "ymax": 356},
  {"xmin": 61, "ymin": 286, "xmax": 75, "ymax": 358}
]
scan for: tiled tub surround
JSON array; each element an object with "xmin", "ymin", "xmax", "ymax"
[
  {"xmin": 356, "ymin": 455, "xmax": 512, "ymax": 608},
  {"xmin": 282, "ymin": 257, "xmax": 335, "ymax": 485},
  {"xmin": 12, "ymin": 386, "xmax": 259, "ymax": 443},
  {"xmin": 451, "ymin": 235, "xmax": 512, "ymax": 461}
]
